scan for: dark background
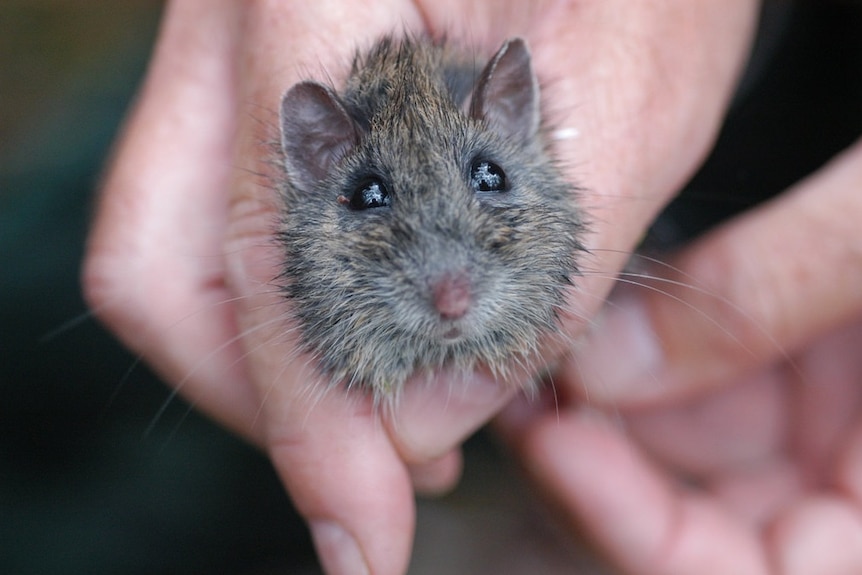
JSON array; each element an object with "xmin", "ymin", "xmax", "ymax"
[{"xmin": 2, "ymin": 2, "xmax": 861, "ymax": 574}]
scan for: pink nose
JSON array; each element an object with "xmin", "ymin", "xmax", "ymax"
[{"xmin": 431, "ymin": 271, "xmax": 472, "ymax": 320}]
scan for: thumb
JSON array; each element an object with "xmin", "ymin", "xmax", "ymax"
[
  {"xmin": 571, "ymin": 137, "xmax": 862, "ymax": 406},
  {"xmin": 225, "ymin": 4, "xmax": 426, "ymax": 574}
]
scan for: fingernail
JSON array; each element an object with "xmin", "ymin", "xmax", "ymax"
[
  {"xmin": 575, "ymin": 293, "xmax": 663, "ymax": 402},
  {"xmin": 310, "ymin": 520, "xmax": 369, "ymax": 575}
]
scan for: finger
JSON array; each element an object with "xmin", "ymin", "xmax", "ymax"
[
  {"xmin": 264, "ymin": 388, "xmax": 415, "ymax": 575},
  {"xmin": 627, "ymin": 367, "xmax": 788, "ymax": 476},
  {"xmin": 768, "ymin": 497, "xmax": 862, "ymax": 575},
  {"xmin": 836, "ymin": 420, "xmax": 862, "ymax": 510},
  {"xmin": 609, "ymin": 368, "xmax": 803, "ymax": 527},
  {"xmin": 383, "ymin": 370, "xmax": 519, "ymax": 464},
  {"xmin": 709, "ymin": 459, "xmax": 804, "ymax": 527},
  {"xmin": 408, "ymin": 449, "xmax": 463, "ymax": 496},
  {"xmin": 225, "ymin": 3, "xmax": 425, "ymax": 574},
  {"xmin": 501, "ymin": 407, "xmax": 771, "ymax": 575},
  {"xmin": 791, "ymin": 320, "xmax": 862, "ymax": 475},
  {"xmin": 82, "ymin": 0, "xmax": 263, "ymax": 441},
  {"xmin": 571, "ymin": 137, "xmax": 862, "ymax": 406},
  {"xmin": 697, "ymin": 321, "xmax": 862, "ymax": 527}
]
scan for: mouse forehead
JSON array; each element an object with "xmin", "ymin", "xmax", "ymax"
[{"xmin": 366, "ymin": 99, "xmax": 474, "ymax": 189}]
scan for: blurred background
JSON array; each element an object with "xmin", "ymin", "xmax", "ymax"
[{"xmin": 1, "ymin": 2, "xmax": 860, "ymax": 574}]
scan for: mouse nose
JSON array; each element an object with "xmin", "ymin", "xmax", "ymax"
[{"xmin": 430, "ymin": 270, "xmax": 472, "ymax": 320}]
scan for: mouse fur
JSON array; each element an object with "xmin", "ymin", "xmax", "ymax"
[{"xmin": 277, "ymin": 35, "xmax": 584, "ymax": 400}]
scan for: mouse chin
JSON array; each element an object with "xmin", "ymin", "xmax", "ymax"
[
  {"xmin": 427, "ymin": 318, "xmax": 469, "ymax": 343},
  {"xmin": 440, "ymin": 325, "xmax": 463, "ymax": 341}
]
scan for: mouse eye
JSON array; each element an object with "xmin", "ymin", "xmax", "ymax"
[
  {"xmin": 348, "ymin": 178, "xmax": 391, "ymax": 210},
  {"xmin": 470, "ymin": 160, "xmax": 506, "ymax": 192}
]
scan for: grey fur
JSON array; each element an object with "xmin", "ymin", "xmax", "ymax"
[{"xmin": 277, "ymin": 36, "xmax": 584, "ymax": 400}]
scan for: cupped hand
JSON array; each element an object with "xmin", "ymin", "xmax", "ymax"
[
  {"xmin": 499, "ymin": 138, "xmax": 862, "ymax": 573},
  {"xmin": 82, "ymin": 0, "xmax": 757, "ymax": 573}
]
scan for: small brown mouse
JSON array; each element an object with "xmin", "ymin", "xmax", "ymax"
[{"xmin": 277, "ymin": 36, "xmax": 584, "ymax": 401}]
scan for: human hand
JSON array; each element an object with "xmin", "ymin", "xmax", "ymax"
[
  {"xmin": 82, "ymin": 1, "xmax": 757, "ymax": 573},
  {"xmin": 499, "ymin": 139, "xmax": 862, "ymax": 574}
]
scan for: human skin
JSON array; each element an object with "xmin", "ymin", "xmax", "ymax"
[
  {"xmin": 497, "ymin": 9, "xmax": 862, "ymax": 568},
  {"xmin": 498, "ymin": 135, "xmax": 862, "ymax": 574},
  {"xmin": 82, "ymin": 1, "xmax": 758, "ymax": 573}
]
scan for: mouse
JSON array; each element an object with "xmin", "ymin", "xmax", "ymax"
[{"xmin": 276, "ymin": 35, "xmax": 584, "ymax": 401}]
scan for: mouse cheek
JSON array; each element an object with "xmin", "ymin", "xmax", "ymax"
[{"xmin": 487, "ymin": 222, "xmax": 516, "ymax": 250}]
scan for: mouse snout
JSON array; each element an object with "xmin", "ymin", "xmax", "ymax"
[{"xmin": 429, "ymin": 270, "xmax": 472, "ymax": 320}]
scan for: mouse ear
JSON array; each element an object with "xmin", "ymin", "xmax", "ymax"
[
  {"xmin": 280, "ymin": 82, "xmax": 358, "ymax": 188},
  {"xmin": 470, "ymin": 38, "xmax": 540, "ymax": 143}
]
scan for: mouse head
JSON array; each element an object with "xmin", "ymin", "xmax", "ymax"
[{"xmin": 277, "ymin": 38, "xmax": 581, "ymax": 395}]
